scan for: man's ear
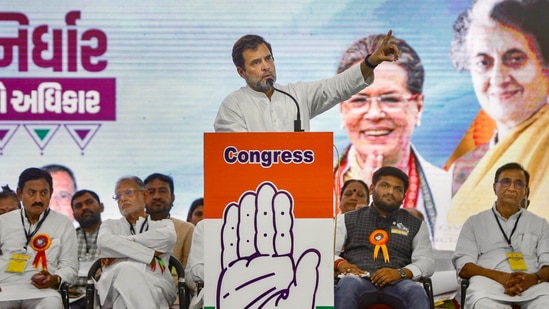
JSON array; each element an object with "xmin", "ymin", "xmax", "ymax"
[
  {"xmin": 99, "ymin": 202, "xmax": 105, "ymax": 213},
  {"xmin": 237, "ymin": 66, "xmax": 247, "ymax": 79}
]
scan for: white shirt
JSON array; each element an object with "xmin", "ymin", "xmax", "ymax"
[
  {"xmin": 0, "ymin": 209, "xmax": 78, "ymax": 301},
  {"xmin": 214, "ymin": 64, "xmax": 373, "ymax": 132},
  {"xmin": 96, "ymin": 215, "xmax": 177, "ymax": 307},
  {"xmin": 452, "ymin": 206, "xmax": 549, "ymax": 306}
]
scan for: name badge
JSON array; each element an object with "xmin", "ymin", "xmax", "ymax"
[
  {"xmin": 6, "ymin": 253, "xmax": 30, "ymax": 273},
  {"xmin": 507, "ymin": 251, "xmax": 528, "ymax": 271}
]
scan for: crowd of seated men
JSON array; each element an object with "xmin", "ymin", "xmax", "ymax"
[
  {"xmin": 2, "ymin": 161, "xmax": 548, "ymax": 309},
  {"xmin": 0, "ymin": 167, "xmax": 202, "ymax": 309}
]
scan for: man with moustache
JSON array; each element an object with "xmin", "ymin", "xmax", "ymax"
[
  {"xmin": 95, "ymin": 176, "xmax": 177, "ymax": 308},
  {"xmin": 144, "ymin": 173, "xmax": 194, "ymax": 267},
  {"xmin": 334, "ymin": 166, "xmax": 434, "ymax": 309},
  {"xmin": 0, "ymin": 167, "xmax": 78, "ymax": 308},
  {"xmin": 69, "ymin": 190, "xmax": 104, "ymax": 309},
  {"xmin": 214, "ymin": 30, "xmax": 400, "ymax": 132},
  {"xmin": 453, "ymin": 162, "xmax": 549, "ymax": 308}
]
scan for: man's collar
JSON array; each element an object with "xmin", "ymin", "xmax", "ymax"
[
  {"xmin": 23, "ymin": 207, "xmax": 49, "ymax": 224},
  {"xmin": 492, "ymin": 202, "xmax": 523, "ymax": 219}
]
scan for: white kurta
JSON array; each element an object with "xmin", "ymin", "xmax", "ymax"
[
  {"xmin": 214, "ymin": 64, "xmax": 373, "ymax": 132},
  {"xmin": 452, "ymin": 206, "xmax": 549, "ymax": 308},
  {"xmin": 0, "ymin": 209, "xmax": 78, "ymax": 302},
  {"xmin": 96, "ymin": 215, "xmax": 177, "ymax": 309}
]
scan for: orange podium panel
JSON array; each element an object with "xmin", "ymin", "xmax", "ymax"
[{"xmin": 204, "ymin": 132, "xmax": 335, "ymax": 309}]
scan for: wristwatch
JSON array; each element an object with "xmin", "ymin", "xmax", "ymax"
[{"xmin": 398, "ymin": 268, "xmax": 407, "ymax": 279}]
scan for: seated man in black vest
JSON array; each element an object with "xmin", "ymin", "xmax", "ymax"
[{"xmin": 334, "ymin": 166, "xmax": 434, "ymax": 309}]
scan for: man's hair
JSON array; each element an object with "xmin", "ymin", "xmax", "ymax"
[
  {"xmin": 187, "ymin": 197, "xmax": 204, "ymax": 222},
  {"xmin": 17, "ymin": 167, "xmax": 53, "ymax": 191},
  {"xmin": 337, "ymin": 34, "xmax": 424, "ymax": 94},
  {"xmin": 450, "ymin": 0, "xmax": 549, "ymax": 71},
  {"xmin": 372, "ymin": 166, "xmax": 409, "ymax": 193},
  {"xmin": 232, "ymin": 34, "xmax": 273, "ymax": 70},
  {"xmin": 71, "ymin": 189, "xmax": 101, "ymax": 208},
  {"xmin": 340, "ymin": 179, "xmax": 370, "ymax": 201},
  {"xmin": 0, "ymin": 185, "xmax": 19, "ymax": 203},
  {"xmin": 115, "ymin": 176, "xmax": 145, "ymax": 190},
  {"xmin": 42, "ymin": 163, "xmax": 77, "ymax": 190},
  {"xmin": 494, "ymin": 162, "xmax": 530, "ymax": 186},
  {"xmin": 144, "ymin": 173, "xmax": 174, "ymax": 194}
]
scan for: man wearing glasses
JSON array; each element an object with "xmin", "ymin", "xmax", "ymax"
[
  {"xmin": 452, "ymin": 162, "xmax": 549, "ymax": 308},
  {"xmin": 94, "ymin": 176, "xmax": 177, "ymax": 308}
]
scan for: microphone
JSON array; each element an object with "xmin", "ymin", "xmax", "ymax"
[{"xmin": 267, "ymin": 78, "xmax": 304, "ymax": 132}]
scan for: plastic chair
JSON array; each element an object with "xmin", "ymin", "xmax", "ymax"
[
  {"xmin": 60, "ymin": 281, "xmax": 70, "ymax": 309},
  {"xmin": 85, "ymin": 255, "xmax": 189, "ymax": 309}
]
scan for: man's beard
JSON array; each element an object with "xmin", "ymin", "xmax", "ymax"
[
  {"xmin": 247, "ymin": 77, "xmax": 271, "ymax": 92},
  {"xmin": 78, "ymin": 213, "xmax": 101, "ymax": 228},
  {"xmin": 372, "ymin": 192, "xmax": 402, "ymax": 214},
  {"xmin": 146, "ymin": 202, "xmax": 172, "ymax": 216}
]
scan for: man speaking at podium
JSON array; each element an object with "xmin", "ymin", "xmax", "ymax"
[{"xmin": 214, "ymin": 30, "xmax": 400, "ymax": 132}]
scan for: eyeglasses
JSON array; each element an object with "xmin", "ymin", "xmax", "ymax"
[
  {"xmin": 497, "ymin": 178, "xmax": 526, "ymax": 189},
  {"xmin": 343, "ymin": 93, "xmax": 419, "ymax": 112},
  {"xmin": 52, "ymin": 191, "xmax": 73, "ymax": 203},
  {"xmin": 112, "ymin": 189, "xmax": 143, "ymax": 201}
]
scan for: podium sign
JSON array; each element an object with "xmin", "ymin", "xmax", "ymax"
[{"xmin": 204, "ymin": 132, "xmax": 334, "ymax": 309}]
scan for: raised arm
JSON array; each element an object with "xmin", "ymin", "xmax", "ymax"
[{"xmin": 359, "ymin": 30, "xmax": 400, "ymax": 80}]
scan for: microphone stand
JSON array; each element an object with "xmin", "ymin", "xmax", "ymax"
[{"xmin": 267, "ymin": 79, "xmax": 304, "ymax": 132}]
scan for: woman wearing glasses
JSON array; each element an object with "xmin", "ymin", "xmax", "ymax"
[
  {"xmin": 334, "ymin": 34, "xmax": 451, "ymax": 247},
  {"xmin": 442, "ymin": 0, "xmax": 549, "ymax": 249}
]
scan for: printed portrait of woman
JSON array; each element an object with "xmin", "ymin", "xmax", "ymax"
[{"xmin": 334, "ymin": 34, "xmax": 451, "ymax": 246}]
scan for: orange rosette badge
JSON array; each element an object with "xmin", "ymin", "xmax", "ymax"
[
  {"xmin": 369, "ymin": 229, "xmax": 390, "ymax": 263},
  {"xmin": 31, "ymin": 234, "xmax": 51, "ymax": 271}
]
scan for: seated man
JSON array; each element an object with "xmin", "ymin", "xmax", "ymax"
[
  {"xmin": 69, "ymin": 189, "xmax": 104, "ymax": 309},
  {"xmin": 96, "ymin": 176, "xmax": 177, "ymax": 309},
  {"xmin": 334, "ymin": 166, "xmax": 434, "ymax": 309},
  {"xmin": 453, "ymin": 162, "xmax": 549, "ymax": 308},
  {"xmin": 0, "ymin": 167, "xmax": 78, "ymax": 308},
  {"xmin": 144, "ymin": 173, "xmax": 194, "ymax": 267}
]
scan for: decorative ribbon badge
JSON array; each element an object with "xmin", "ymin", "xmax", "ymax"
[
  {"xmin": 369, "ymin": 229, "xmax": 390, "ymax": 263},
  {"xmin": 31, "ymin": 234, "xmax": 52, "ymax": 270},
  {"xmin": 150, "ymin": 256, "xmax": 166, "ymax": 274}
]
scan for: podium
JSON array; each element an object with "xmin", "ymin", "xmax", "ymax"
[{"xmin": 204, "ymin": 132, "xmax": 335, "ymax": 309}]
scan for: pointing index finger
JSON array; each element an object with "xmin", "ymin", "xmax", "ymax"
[{"xmin": 381, "ymin": 30, "xmax": 393, "ymax": 47}]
